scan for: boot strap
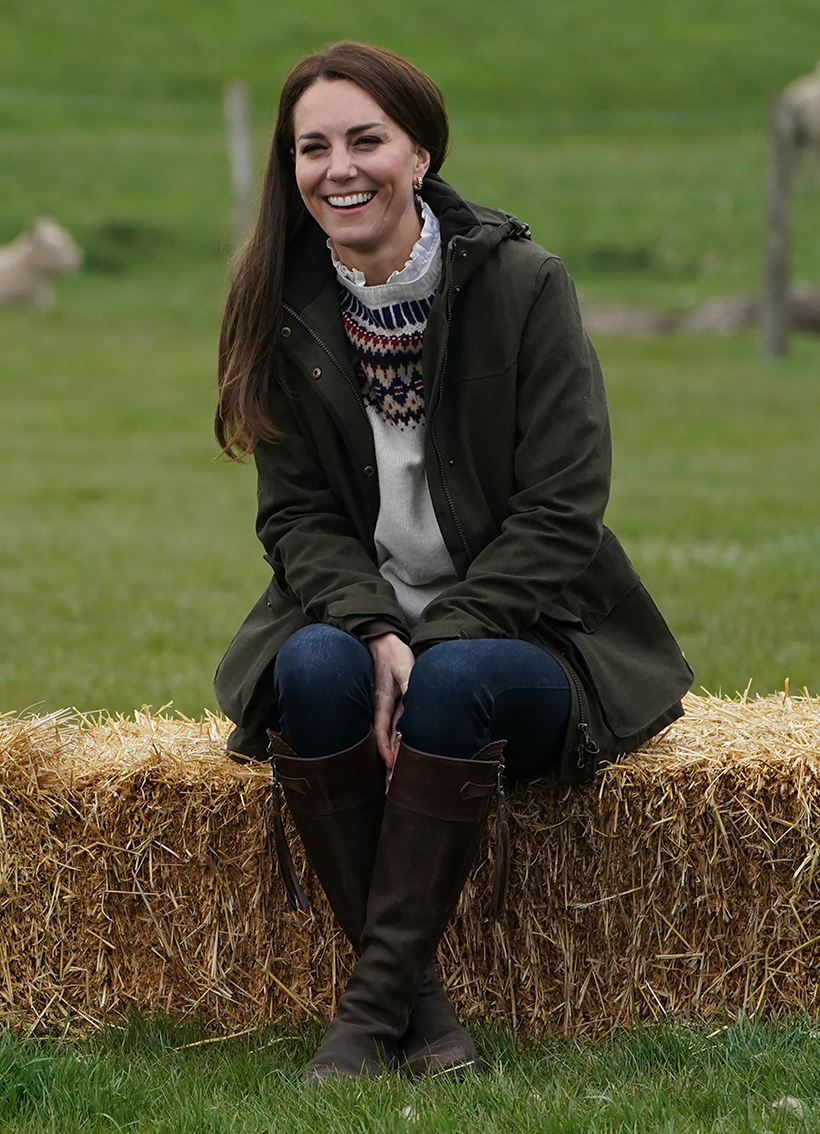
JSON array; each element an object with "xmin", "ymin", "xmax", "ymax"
[
  {"xmin": 460, "ymin": 781, "xmax": 496, "ymax": 800},
  {"xmin": 267, "ymin": 731, "xmax": 311, "ymax": 911}
]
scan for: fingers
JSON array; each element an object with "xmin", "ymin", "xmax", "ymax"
[
  {"xmin": 376, "ymin": 727, "xmax": 395, "ymax": 770},
  {"xmin": 376, "ymin": 692, "xmax": 406, "ymax": 773},
  {"xmin": 391, "ymin": 699, "xmax": 404, "ymax": 741},
  {"xmin": 373, "ymin": 687, "xmax": 396, "ymax": 768},
  {"xmin": 376, "ymin": 729, "xmax": 396, "ymax": 770},
  {"xmin": 367, "ymin": 634, "xmax": 415, "ymax": 771}
]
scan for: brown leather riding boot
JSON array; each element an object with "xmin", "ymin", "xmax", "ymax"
[
  {"xmin": 303, "ymin": 738, "xmax": 505, "ymax": 1084},
  {"xmin": 268, "ymin": 730, "xmax": 482, "ymax": 1076}
]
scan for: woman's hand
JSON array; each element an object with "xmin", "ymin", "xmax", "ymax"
[{"xmin": 368, "ymin": 633, "xmax": 414, "ymax": 770}]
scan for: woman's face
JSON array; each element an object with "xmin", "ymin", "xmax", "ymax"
[{"xmin": 292, "ymin": 78, "xmax": 430, "ymax": 283}]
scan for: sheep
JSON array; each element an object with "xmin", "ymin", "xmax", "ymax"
[
  {"xmin": 579, "ymin": 301, "xmax": 677, "ymax": 337},
  {"xmin": 0, "ymin": 217, "xmax": 83, "ymax": 310},
  {"xmin": 780, "ymin": 57, "xmax": 820, "ymax": 179},
  {"xmin": 579, "ymin": 286, "xmax": 820, "ymax": 337}
]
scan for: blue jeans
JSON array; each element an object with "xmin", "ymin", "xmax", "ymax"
[{"xmin": 261, "ymin": 624, "xmax": 571, "ymax": 781}]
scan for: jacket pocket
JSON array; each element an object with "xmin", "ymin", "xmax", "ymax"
[
  {"xmin": 448, "ymin": 338, "xmax": 517, "ymax": 383},
  {"xmin": 265, "ymin": 574, "xmax": 300, "ymax": 611},
  {"xmin": 541, "ymin": 529, "xmax": 640, "ymax": 632},
  {"xmin": 534, "ymin": 530, "xmax": 692, "ymax": 740},
  {"xmin": 559, "ymin": 584, "xmax": 693, "ymax": 738},
  {"xmin": 213, "ymin": 580, "xmax": 308, "ymax": 725}
]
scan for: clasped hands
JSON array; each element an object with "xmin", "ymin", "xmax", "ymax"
[{"xmin": 368, "ymin": 632, "xmax": 415, "ymax": 771}]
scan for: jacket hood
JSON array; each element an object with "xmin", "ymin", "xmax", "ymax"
[{"xmin": 420, "ymin": 173, "xmax": 531, "ymax": 246}]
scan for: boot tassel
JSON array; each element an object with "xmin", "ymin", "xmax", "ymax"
[
  {"xmin": 487, "ymin": 762, "xmax": 510, "ymax": 920},
  {"xmin": 267, "ymin": 730, "xmax": 311, "ymax": 911}
]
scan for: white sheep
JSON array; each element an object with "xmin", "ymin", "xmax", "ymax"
[
  {"xmin": 0, "ymin": 217, "xmax": 83, "ymax": 310},
  {"xmin": 781, "ymin": 57, "xmax": 820, "ymax": 177}
]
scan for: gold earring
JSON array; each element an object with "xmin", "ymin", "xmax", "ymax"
[{"xmin": 413, "ymin": 176, "xmax": 424, "ymax": 191}]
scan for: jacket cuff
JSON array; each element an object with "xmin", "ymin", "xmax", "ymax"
[
  {"xmin": 355, "ymin": 619, "xmax": 410, "ymax": 645},
  {"xmin": 410, "ymin": 619, "xmax": 473, "ymax": 656}
]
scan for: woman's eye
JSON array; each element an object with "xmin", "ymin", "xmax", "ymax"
[
  {"xmin": 354, "ymin": 135, "xmax": 382, "ymax": 147},
  {"xmin": 299, "ymin": 143, "xmax": 325, "ymax": 155}
]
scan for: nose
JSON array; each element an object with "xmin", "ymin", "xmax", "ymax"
[{"xmin": 327, "ymin": 143, "xmax": 356, "ymax": 183}]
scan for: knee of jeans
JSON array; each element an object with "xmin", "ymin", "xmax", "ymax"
[
  {"xmin": 406, "ymin": 641, "xmax": 486, "ymax": 706},
  {"xmin": 275, "ymin": 624, "xmax": 371, "ymax": 704}
]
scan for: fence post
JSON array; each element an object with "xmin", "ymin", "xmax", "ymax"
[
  {"xmin": 761, "ymin": 97, "xmax": 795, "ymax": 358},
  {"xmin": 223, "ymin": 80, "xmax": 253, "ymax": 250}
]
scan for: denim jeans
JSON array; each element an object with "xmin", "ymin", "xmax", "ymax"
[{"xmin": 260, "ymin": 623, "xmax": 571, "ymax": 781}]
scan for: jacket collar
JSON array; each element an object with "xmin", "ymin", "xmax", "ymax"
[
  {"xmin": 421, "ymin": 174, "xmax": 532, "ymax": 274},
  {"xmin": 281, "ymin": 174, "xmax": 529, "ymax": 314},
  {"xmin": 420, "ymin": 173, "xmax": 482, "ymax": 245}
]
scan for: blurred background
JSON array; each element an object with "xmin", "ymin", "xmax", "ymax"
[{"xmin": 1, "ymin": 0, "xmax": 818, "ymax": 717}]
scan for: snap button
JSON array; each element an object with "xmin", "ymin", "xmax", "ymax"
[
  {"xmin": 363, "ymin": 465, "xmax": 375, "ymax": 477},
  {"xmin": 448, "ymin": 459, "xmax": 455, "ymax": 467},
  {"xmin": 454, "ymin": 286, "xmax": 461, "ymax": 294},
  {"xmin": 312, "ymin": 367, "xmax": 322, "ymax": 378},
  {"xmin": 460, "ymin": 251, "xmax": 468, "ymax": 259},
  {"xmin": 282, "ymin": 326, "xmax": 292, "ymax": 338}
]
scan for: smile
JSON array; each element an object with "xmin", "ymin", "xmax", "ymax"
[{"xmin": 326, "ymin": 191, "xmax": 376, "ymax": 209}]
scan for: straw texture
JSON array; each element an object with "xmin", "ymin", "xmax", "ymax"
[{"xmin": 1, "ymin": 692, "xmax": 819, "ymax": 1034}]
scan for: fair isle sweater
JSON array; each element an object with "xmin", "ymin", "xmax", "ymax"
[{"xmin": 329, "ymin": 201, "xmax": 458, "ymax": 626}]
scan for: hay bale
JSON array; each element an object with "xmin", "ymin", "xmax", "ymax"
[{"xmin": 2, "ymin": 693, "xmax": 819, "ymax": 1034}]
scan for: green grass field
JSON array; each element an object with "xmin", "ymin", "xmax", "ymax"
[
  {"xmin": 3, "ymin": 1014, "xmax": 820, "ymax": 1133},
  {"xmin": 2, "ymin": 1, "xmax": 820, "ymax": 1125}
]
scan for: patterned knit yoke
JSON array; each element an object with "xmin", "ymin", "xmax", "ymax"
[
  {"xmin": 328, "ymin": 200, "xmax": 456, "ymax": 626},
  {"xmin": 338, "ymin": 287, "xmax": 436, "ymax": 431}
]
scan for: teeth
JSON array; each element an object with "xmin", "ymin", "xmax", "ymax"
[{"xmin": 327, "ymin": 191, "xmax": 376, "ymax": 208}]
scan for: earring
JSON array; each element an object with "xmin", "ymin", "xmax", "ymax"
[{"xmin": 413, "ymin": 176, "xmax": 424, "ymax": 191}]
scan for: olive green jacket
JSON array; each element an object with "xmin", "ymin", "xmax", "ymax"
[{"xmin": 214, "ymin": 175, "xmax": 693, "ymax": 782}]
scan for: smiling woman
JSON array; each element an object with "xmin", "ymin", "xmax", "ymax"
[{"xmin": 212, "ymin": 41, "xmax": 692, "ymax": 1086}]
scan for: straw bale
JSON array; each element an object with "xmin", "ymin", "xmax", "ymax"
[{"xmin": 1, "ymin": 693, "xmax": 819, "ymax": 1034}]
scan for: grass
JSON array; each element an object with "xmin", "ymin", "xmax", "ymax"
[
  {"xmin": 2, "ymin": 0, "xmax": 818, "ymax": 124},
  {"xmin": 1, "ymin": 1013, "xmax": 819, "ymax": 1133}
]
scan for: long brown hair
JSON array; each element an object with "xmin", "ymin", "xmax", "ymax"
[{"xmin": 215, "ymin": 41, "xmax": 449, "ymax": 457}]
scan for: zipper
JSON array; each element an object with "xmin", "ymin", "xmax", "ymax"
[
  {"xmin": 283, "ymin": 303, "xmax": 366, "ymax": 413},
  {"xmin": 531, "ymin": 629, "xmax": 600, "ymax": 772},
  {"xmin": 429, "ymin": 219, "xmax": 528, "ymax": 564},
  {"xmin": 428, "ymin": 243, "xmax": 474, "ymax": 564},
  {"xmin": 575, "ymin": 721, "xmax": 600, "ymax": 771}
]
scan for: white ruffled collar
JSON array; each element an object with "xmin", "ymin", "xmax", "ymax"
[{"xmin": 329, "ymin": 198, "xmax": 441, "ymax": 298}]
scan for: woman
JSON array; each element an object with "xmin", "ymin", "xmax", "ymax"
[{"xmin": 214, "ymin": 42, "xmax": 692, "ymax": 1083}]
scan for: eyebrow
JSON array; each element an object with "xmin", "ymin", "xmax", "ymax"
[{"xmin": 296, "ymin": 122, "xmax": 384, "ymax": 142}]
